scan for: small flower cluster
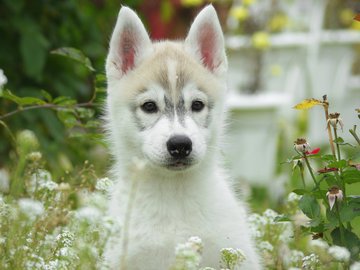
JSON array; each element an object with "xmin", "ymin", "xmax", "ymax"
[
  {"xmin": 220, "ymin": 247, "xmax": 246, "ymax": 270},
  {"xmin": 171, "ymin": 236, "xmax": 204, "ymax": 270}
]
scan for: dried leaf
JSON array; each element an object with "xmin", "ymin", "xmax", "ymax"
[
  {"xmin": 355, "ymin": 14, "xmax": 360, "ymax": 22},
  {"xmin": 293, "ymin": 99, "xmax": 323, "ymax": 110}
]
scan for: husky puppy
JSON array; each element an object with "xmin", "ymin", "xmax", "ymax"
[{"xmin": 104, "ymin": 5, "xmax": 261, "ymax": 270}]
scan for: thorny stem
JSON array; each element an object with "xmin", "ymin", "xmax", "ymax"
[
  {"xmin": 333, "ymin": 127, "xmax": 342, "ymax": 163},
  {"xmin": 303, "ymin": 154, "xmax": 317, "ymax": 186},
  {"xmin": 349, "ymin": 125, "xmax": 360, "ymax": 146},
  {"xmin": 322, "ymin": 96, "xmax": 336, "ymax": 157},
  {"xmin": 120, "ymin": 172, "xmax": 140, "ymax": 270},
  {"xmin": 0, "ymin": 102, "xmax": 97, "ymax": 120},
  {"xmin": 332, "ymin": 126, "xmax": 347, "ymax": 200}
]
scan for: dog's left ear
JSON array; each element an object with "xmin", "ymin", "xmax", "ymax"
[{"xmin": 185, "ymin": 5, "xmax": 227, "ymax": 75}]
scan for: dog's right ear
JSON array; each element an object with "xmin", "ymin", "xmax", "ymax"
[{"xmin": 106, "ymin": 7, "xmax": 152, "ymax": 80}]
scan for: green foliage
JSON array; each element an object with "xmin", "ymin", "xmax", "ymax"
[
  {"xmin": 0, "ymin": 0, "xmax": 123, "ymax": 174},
  {"xmin": 290, "ymin": 97, "xmax": 360, "ymax": 261}
]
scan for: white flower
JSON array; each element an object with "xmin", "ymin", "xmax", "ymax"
[
  {"xmin": 0, "ymin": 169, "xmax": 9, "ymax": 193},
  {"xmin": 28, "ymin": 169, "xmax": 58, "ymax": 194},
  {"xmin": 56, "ymin": 230, "xmax": 74, "ymax": 248},
  {"xmin": 309, "ymin": 239, "xmax": 329, "ymax": 250},
  {"xmin": 18, "ymin": 198, "xmax": 44, "ymax": 220},
  {"xmin": 326, "ymin": 186, "xmax": 343, "ymax": 210},
  {"xmin": 172, "ymin": 237, "xmax": 204, "ymax": 270},
  {"xmin": 259, "ymin": 241, "xmax": 273, "ymax": 252},
  {"xmin": 328, "ymin": 245, "xmax": 350, "ymax": 262},
  {"xmin": 289, "ymin": 250, "xmax": 304, "ymax": 265},
  {"xmin": 279, "ymin": 222, "xmax": 294, "ymax": 243},
  {"xmin": 95, "ymin": 177, "xmax": 113, "ymax": 192},
  {"xmin": 0, "ymin": 69, "xmax": 7, "ymax": 88},
  {"xmin": 302, "ymin": 253, "xmax": 320, "ymax": 270},
  {"xmin": 287, "ymin": 192, "xmax": 301, "ymax": 203},
  {"xmin": 220, "ymin": 248, "xmax": 246, "ymax": 269},
  {"xmin": 350, "ymin": 261, "xmax": 360, "ymax": 270},
  {"xmin": 263, "ymin": 209, "xmax": 279, "ymax": 223}
]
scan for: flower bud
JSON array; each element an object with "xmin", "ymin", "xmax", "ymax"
[
  {"xmin": 0, "ymin": 69, "xmax": 7, "ymax": 88},
  {"xmin": 326, "ymin": 186, "xmax": 343, "ymax": 210},
  {"xmin": 294, "ymin": 138, "xmax": 310, "ymax": 153},
  {"xmin": 27, "ymin": 151, "xmax": 42, "ymax": 162},
  {"xmin": 16, "ymin": 130, "xmax": 39, "ymax": 153},
  {"xmin": 328, "ymin": 112, "xmax": 344, "ymax": 130}
]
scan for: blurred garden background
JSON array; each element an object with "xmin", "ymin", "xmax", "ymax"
[{"xmin": 0, "ymin": 0, "xmax": 360, "ymax": 269}]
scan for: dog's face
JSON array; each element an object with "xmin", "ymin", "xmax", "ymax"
[{"xmin": 106, "ymin": 6, "xmax": 227, "ymax": 171}]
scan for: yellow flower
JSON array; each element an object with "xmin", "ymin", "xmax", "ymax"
[
  {"xmin": 230, "ymin": 6, "xmax": 249, "ymax": 21},
  {"xmin": 350, "ymin": 20, "xmax": 360, "ymax": 31},
  {"xmin": 243, "ymin": 0, "xmax": 255, "ymax": 6},
  {"xmin": 270, "ymin": 65, "xmax": 283, "ymax": 77},
  {"xmin": 339, "ymin": 8, "xmax": 355, "ymax": 26},
  {"xmin": 269, "ymin": 14, "xmax": 288, "ymax": 32},
  {"xmin": 252, "ymin": 32, "xmax": 270, "ymax": 50},
  {"xmin": 181, "ymin": 0, "xmax": 203, "ymax": 7}
]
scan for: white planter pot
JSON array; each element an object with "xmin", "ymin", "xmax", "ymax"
[{"xmin": 224, "ymin": 94, "xmax": 287, "ymax": 185}]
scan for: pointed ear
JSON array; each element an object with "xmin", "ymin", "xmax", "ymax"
[
  {"xmin": 106, "ymin": 7, "xmax": 152, "ymax": 79},
  {"xmin": 185, "ymin": 5, "xmax": 227, "ymax": 75}
]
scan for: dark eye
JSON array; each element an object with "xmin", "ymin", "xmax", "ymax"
[
  {"xmin": 141, "ymin": 101, "xmax": 158, "ymax": 113},
  {"xmin": 191, "ymin": 100, "xmax": 205, "ymax": 112}
]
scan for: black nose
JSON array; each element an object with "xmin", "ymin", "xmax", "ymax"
[{"xmin": 167, "ymin": 135, "xmax": 192, "ymax": 159}]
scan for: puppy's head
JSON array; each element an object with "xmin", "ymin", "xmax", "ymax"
[{"xmin": 106, "ymin": 6, "xmax": 227, "ymax": 171}]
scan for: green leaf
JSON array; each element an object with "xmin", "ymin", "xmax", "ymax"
[
  {"xmin": 40, "ymin": 90, "xmax": 52, "ymax": 102},
  {"xmin": 323, "ymin": 174, "xmax": 337, "ymax": 186},
  {"xmin": 308, "ymin": 217, "xmax": 321, "ymax": 227},
  {"xmin": 57, "ymin": 110, "xmax": 77, "ymax": 128},
  {"xmin": 343, "ymin": 169, "xmax": 360, "ymax": 184},
  {"xmin": 75, "ymin": 108, "xmax": 95, "ymax": 119},
  {"xmin": 19, "ymin": 19, "xmax": 49, "ymax": 81},
  {"xmin": 322, "ymin": 155, "xmax": 336, "ymax": 162},
  {"xmin": 333, "ymin": 137, "xmax": 344, "ymax": 144},
  {"xmin": 51, "ymin": 47, "xmax": 95, "ymax": 72},
  {"xmin": 331, "ymin": 228, "xmax": 360, "ymax": 257},
  {"xmin": 299, "ymin": 194, "xmax": 321, "ymax": 219},
  {"xmin": 328, "ymin": 159, "xmax": 347, "ymax": 169},
  {"xmin": 274, "ymin": 215, "xmax": 291, "ymax": 222},
  {"xmin": 292, "ymin": 189, "xmax": 308, "ymax": 195},
  {"xmin": 0, "ymin": 89, "xmax": 46, "ymax": 106},
  {"xmin": 326, "ymin": 208, "xmax": 338, "ymax": 226},
  {"xmin": 53, "ymin": 96, "xmax": 76, "ymax": 106},
  {"xmin": 339, "ymin": 203, "xmax": 359, "ymax": 222}
]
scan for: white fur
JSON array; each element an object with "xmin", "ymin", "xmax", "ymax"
[{"xmin": 104, "ymin": 5, "xmax": 262, "ymax": 270}]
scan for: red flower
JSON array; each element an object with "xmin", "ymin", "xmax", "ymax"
[
  {"xmin": 306, "ymin": 148, "xmax": 320, "ymax": 155},
  {"xmin": 355, "ymin": 14, "xmax": 360, "ymax": 22},
  {"xmin": 317, "ymin": 167, "xmax": 338, "ymax": 174}
]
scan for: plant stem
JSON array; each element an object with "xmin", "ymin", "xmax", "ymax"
[
  {"xmin": 335, "ymin": 200, "xmax": 346, "ymax": 247},
  {"xmin": 349, "ymin": 125, "xmax": 360, "ymax": 146},
  {"xmin": 333, "ymin": 127, "xmax": 341, "ymax": 163},
  {"xmin": 0, "ymin": 102, "xmax": 97, "ymax": 120},
  {"xmin": 322, "ymin": 96, "xmax": 336, "ymax": 157},
  {"xmin": 303, "ymin": 154, "xmax": 317, "ymax": 186},
  {"xmin": 332, "ymin": 126, "xmax": 347, "ymax": 201}
]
